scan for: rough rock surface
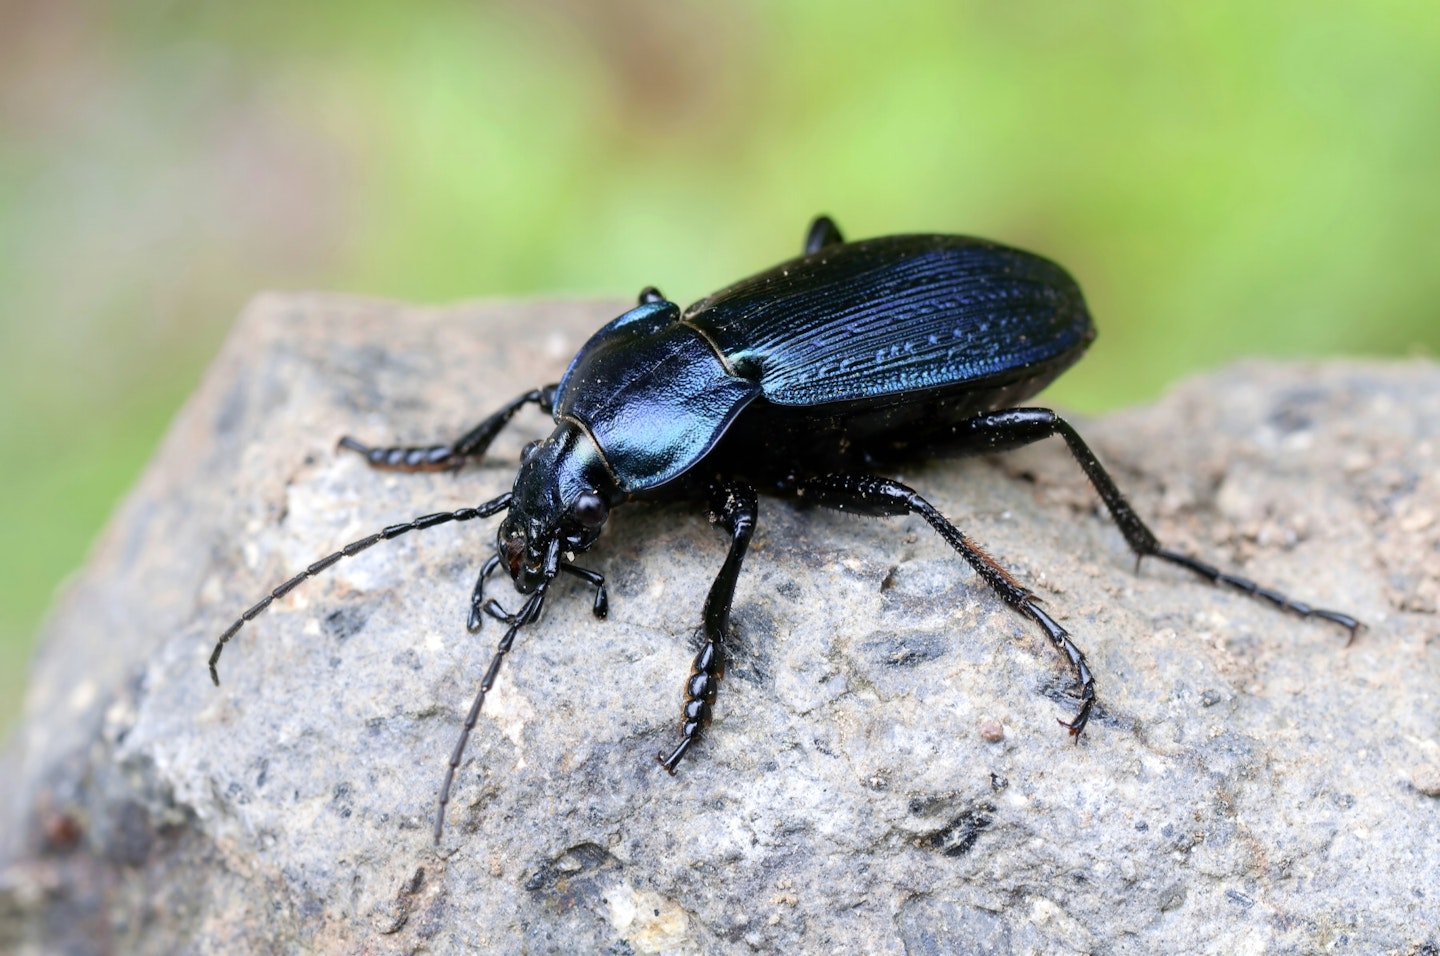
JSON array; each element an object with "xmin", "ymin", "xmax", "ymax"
[{"xmin": 1, "ymin": 294, "xmax": 1436, "ymax": 954}]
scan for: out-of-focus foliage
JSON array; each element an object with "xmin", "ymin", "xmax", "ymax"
[{"xmin": 1, "ymin": 0, "xmax": 1436, "ymax": 731}]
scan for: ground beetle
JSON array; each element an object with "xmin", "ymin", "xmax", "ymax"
[{"xmin": 210, "ymin": 216, "xmax": 1361, "ymax": 842}]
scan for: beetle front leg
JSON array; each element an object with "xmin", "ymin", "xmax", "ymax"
[
  {"xmin": 658, "ymin": 480, "xmax": 758, "ymax": 772},
  {"xmin": 339, "ymin": 384, "xmax": 558, "ymax": 472},
  {"xmin": 795, "ymin": 473, "xmax": 1096, "ymax": 737},
  {"xmin": 915, "ymin": 408, "xmax": 1362, "ymax": 637}
]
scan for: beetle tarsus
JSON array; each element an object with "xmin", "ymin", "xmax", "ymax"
[
  {"xmin": 341, "ymin": 386, "xmax": 559, "ymax": 473},
  {"xmin": 914, "ymin": 407, "xmax": 1363, "ymax": 635},
  {"xmin": 1022, "ymin": 598, "xmax": 1095, "ymax": 739},
  {"xmin": 792, "ymin": 473, "xmax": 1098, "ymax": 737},
  {"xmin": 661, "ymin": 481, "xmax": 757, "ymax": 774},
  {"xmin": 1148, "ymin": 548, "xmax": 1362, "ymax": 637},
  {"xmin": 338, "ymin": 436, "xmax": 458, "ymax": 471},
  {"xmin": 657, "ymin": 738, "xmax": 691, "ymax": 774}
]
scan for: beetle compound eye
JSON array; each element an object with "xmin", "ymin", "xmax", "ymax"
[
  {"xmin": 521, "ymin": 439, "xmax": 542, "ymax": 462},
  {"xmin": 572, "ymin": 490, "xmax": 608, "ymax": 528}
]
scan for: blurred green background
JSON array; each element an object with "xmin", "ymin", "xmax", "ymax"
[{"xmin": 2, "ymin": 1, "xmax": 1436, "ymax": 735}]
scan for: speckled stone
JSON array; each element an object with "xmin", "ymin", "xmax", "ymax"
[{"xmin": 2, "ymin": 293, "xmax": 1437, "ymax": 954}]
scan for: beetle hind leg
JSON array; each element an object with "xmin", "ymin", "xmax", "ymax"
[
  {"xmin": 658, "ymin": 480, "xmax": 759, "ymax": 772},
  {"xmin": 794, "ymin": 473, "xmax": 1096, "ymax": 737},
  {"xmin": 913, "ymin": 408, "xmax": 1362, "ymax": 639}
]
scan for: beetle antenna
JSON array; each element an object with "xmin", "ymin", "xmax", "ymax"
[
  {"xmin": 208, "ymin": 493, "xmax": 513, "ymax": 685},
  {"xmin": 434, "ymin": 581, "xmax": 548, "ymax": 843}
]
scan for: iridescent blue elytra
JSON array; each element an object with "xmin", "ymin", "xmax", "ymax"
[
  {"xmin": 550, "ymin": 232, "xmax": 1093, "ymax": 498},
  {"xmin": 212, "ymin": 215, "xmax": 1359, "ymax": 844}
]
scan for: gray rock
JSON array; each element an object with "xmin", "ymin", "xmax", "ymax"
[{"xmin": 2, "ymin": 294, "xmax": 1437, "ymax": 954}]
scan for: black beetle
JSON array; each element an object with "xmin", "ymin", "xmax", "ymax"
[{"xmin": 210, "ymin": 215, "xmax": 1360, "ymax": 842}]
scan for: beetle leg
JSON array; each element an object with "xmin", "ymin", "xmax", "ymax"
[
  {"xmin": 794, "ymin": 473, "xmax": 1095, "ymax": 738},
  {"xmin": 908, "ymin": 408, "xmax": 1362, "ymax": 638},
  {"xmin": 435, "ymin": 585, "xmax": 546, "ymax": 843},
  {"xmin": 338, "ymin": 384, "xmax": 558, "ymax": 472},
  {"xmin": 658, "ymin": 480, "xmax": 758, "ymax": 773},
  {"xmin": 804, "ymin": 215, "xmax": 845, "ymax": 255},
  {"xmin": 560, "ymin": 562, "xmax": 609, "ymax": 618}
]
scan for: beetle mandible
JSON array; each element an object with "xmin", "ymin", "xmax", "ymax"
[{"xmin": 209, "ymin": 215, "xmax": 1360, "ymax": 842}]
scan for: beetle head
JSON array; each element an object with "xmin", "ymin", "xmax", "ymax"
[{"xmin": 497, "ymin": 419, "xmax": 616, "ymax": 593}]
